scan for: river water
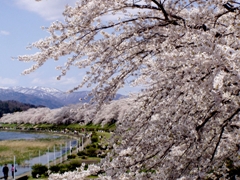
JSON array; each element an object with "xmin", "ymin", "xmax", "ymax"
[
  {"xmin": 0, "ymin": 131, "xmax": 78, "ymax": 178},
  {"xmin": 0, "ymin": 131, "xmax": 60, "ymax": 141}
]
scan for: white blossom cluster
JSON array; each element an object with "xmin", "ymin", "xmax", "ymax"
[
  {"xmin": 48, "ymin": 164, "xmax": 101, "ymax": 180},
  {"xmin": 20, "ymin": 0, "xmax": 240, "ymax": 179},
  {"xmin": 0, "ymin": 98, "xmax": 131, "ymax": 125}
]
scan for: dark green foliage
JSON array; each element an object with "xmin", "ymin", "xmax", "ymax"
[
  {"xmin": 86, "ymin": 147, "xmax": 97, "ymax": 157},
  {"xmin": 68, "ymin": 160, "xmax": 82, "ymax": 171},
  {"xmin": 53, "ymin": 160, "xmax": 82, "ymax": 174},
  {"xmin": 83, "ymin": 143, "xmax": 98, "ymax": 157},
  {"xmin": 49, "ymin": 165, "xmax": 60, "ymax": 173},
  {"xmin": 31, "ymin": 164, "xmax": 48, "ymax": 178},
  {"xmin": 77, "ymin": 151, "xmax": 87, "ymax": 156},
  {"xmin": 67, "ymin": 154, "xmax": 77, "ymax": 159},
  {"xmin": 91, "ymin": 136, "xmax": 99, "ymax": 143},
  {"xmin": 91, "ymin": 144, "xmax": 97, "ymax": 148},
  {"xmin": 85, "ymin": 122, "xmax": 101, "ymax": 131},
  {"xmin": 81, "ymin": 155, "xmax": 87, "ymax": 159},
  {"xmin": 59, "ymin": 164, "xmax": 69, "ymax": 174},
  {"xmin": 91, "ymin": 131, "xmax": 99, "ymax": 143},
  {"xmin": 0, "ymin": 100, "xmax": 40, "ymax": 118},
  {"xmin": 77, "ymin": 143, "xmax": 98, "ymax": 157},
  {"xmin": 85, "ymin": 144, "xmax": 91, "ymax": 149}
]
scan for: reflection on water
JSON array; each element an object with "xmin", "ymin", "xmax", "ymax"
[{"xmin": 0, "ymin": 131, "xmax": 60, "ymax": 141}]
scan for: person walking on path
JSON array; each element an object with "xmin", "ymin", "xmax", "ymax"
[
  {"xmin": 11, "ymin": 164, "xmax": 16, "ymax": 179},
  {"xmin": 2, "ymin": 164, "xmax": 9, "ymax": 180}
]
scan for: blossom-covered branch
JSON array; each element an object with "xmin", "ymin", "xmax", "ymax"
[{"xmin": 20, "ymin": 0, "xmax": 240, "ymax": 179}]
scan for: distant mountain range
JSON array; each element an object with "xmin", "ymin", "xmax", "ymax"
[{"xmin": 0, "ymin": 86, "xmax": 124, "ymax": 109}]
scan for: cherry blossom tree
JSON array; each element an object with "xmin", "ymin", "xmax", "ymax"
[{"xmin": 18, "ymin": 0, "xmax": 240, "ymax": 179}]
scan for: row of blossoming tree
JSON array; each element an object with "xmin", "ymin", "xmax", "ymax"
[
  {"xmin": 16, "ymin": 0, "xmax": 240, "ymax": 179},
  {"xmin": 0, "ymin": 98, "xmax": 131, "ymax": 125}
]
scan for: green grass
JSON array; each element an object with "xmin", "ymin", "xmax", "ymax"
[
  {"xmin": 97, "ymin": 132, "xmax": 112, "ymax": 139},
  {"xmin": 103, "ymin": 123, "xmax": 116, "ymax": 131},
  {"xmin": 0, "ymin": 138, "xmax": 68, "ymax": 165},
  {"xmin": 64, "ymin": 123, "xmax": 113, "ymax": 132},
  {"xmin": 87, "ymin": 175, "xmax": 99, "ymax": 179},
  {"xmin": 20, "ymin": 123, "xmax": 34, "ymax": 128},
  {"xmin": 35, "ymin": 124, "xmax": 54, "ymax": 128},
  {"xmin": 66, "ymin": 123, "xmax": 82, "ymax": 129},
  {"xmin": 63, "ymin": 156, "xmax": 101, "ymax": 164},
  {"xmin": 0, "ymin": 122, "xmax": 116, "ymax": 133},
  {"xmin": 0, "ymin": 123, "xmax": 17, "ymax": 128}
]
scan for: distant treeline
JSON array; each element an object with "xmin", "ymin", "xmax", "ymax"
[{"xmin": 0, "ymin": 100, "xmax": 44, "ymax": 118}]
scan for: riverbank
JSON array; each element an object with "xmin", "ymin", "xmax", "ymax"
[{"xmin": 0, "ymin": 138, "xmax": 68, "ymax": 165}]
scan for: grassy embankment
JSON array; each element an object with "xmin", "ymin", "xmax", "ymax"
[
  {"xmin": 0, "ymin": 137, "xmax": 68, "ymax": 165},
  {"xmin": 0, "ymin": 122, "xmax": 116, "ymax": 132}
]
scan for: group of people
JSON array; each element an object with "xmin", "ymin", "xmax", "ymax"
[{"xmin": 2, "ymin": 164, "xmax": 16, "ymax": 180}]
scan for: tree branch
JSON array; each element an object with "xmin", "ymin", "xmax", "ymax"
[
  {"xmin": 210, "ymin": 108, "xmax": 240, "ymax": 161},
  {"xmin": 151, "ymin": 0, "xmax": 169, "ymax": 20}
]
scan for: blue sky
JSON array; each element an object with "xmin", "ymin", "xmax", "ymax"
[{"xmin": 0, "ymin": 0, "xmax": 137, "ymax": 95}]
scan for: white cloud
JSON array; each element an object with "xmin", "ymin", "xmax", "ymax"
[
  {"xmin": 58, "ymin": 77, "xmax": 78, "ymax": 85},
  {"xmin": 14, "ymin": 0, "xmax": 76, "ymax": 21},
  {"xmin": 14, "ymin": 0, "xmax": 142, "ymax": 22},
  {"xmin": 0, "ymin": 30, "xmax": 10, "ymax": 35},
  {"xmin": 0, "ymin": 77, "xmax": 17, "ymax": 86},
  {"xmin": 30, "ymin": 76, "xmax": 80, "ymax": 91},
  {"xmin": 31, "ymin": 76, "xmax": 78, "ymax": 85},
  {"xmin": 31, "ymin": 78, "xmax": 46, "ymax": 85}
]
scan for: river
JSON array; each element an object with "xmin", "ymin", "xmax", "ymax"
[{"xmin": 0, "ymin": 131, "xmax": 60, "ymax": 141}]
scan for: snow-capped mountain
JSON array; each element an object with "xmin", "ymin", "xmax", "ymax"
[
  {"xmin": 0, "ymin": 87, "xmax": 64, "ymax": 109},
  {"xmin": 0, "ymin": 86, "xmax": 124, "ymax": 109}
]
